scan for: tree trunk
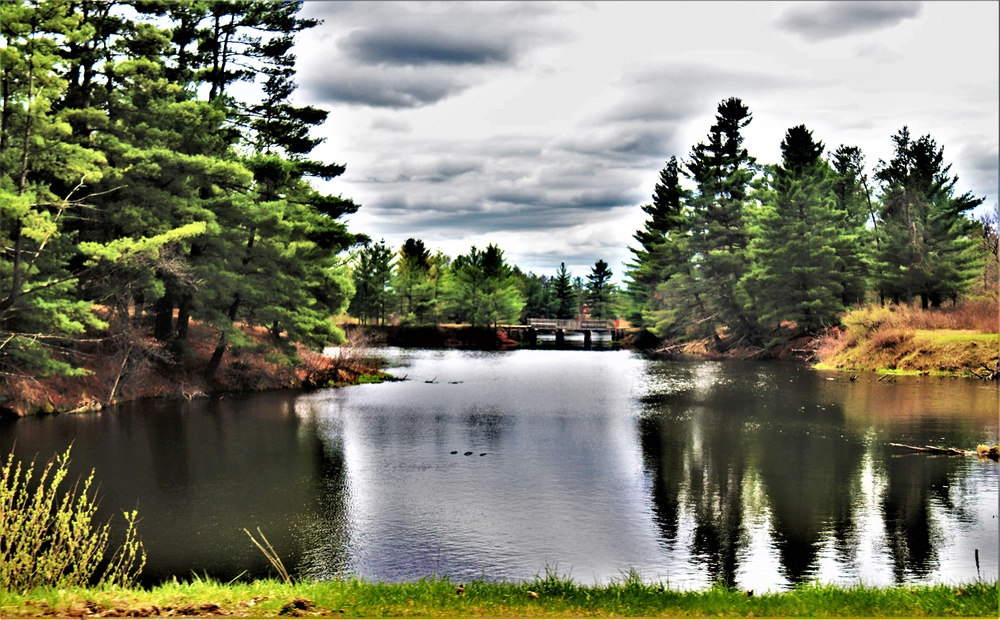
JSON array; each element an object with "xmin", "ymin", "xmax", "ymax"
[
  {"xmin": 205, "ymin": 335, "xmax": 226, "ymax": 381},
  {"xmin": 176, "ymin": 296, "xmax": 191, "ymax": 340},
  {"xmin": 153, "ymin": 293, "xmax": 174, "ymax": 341},
  {"xmin": 205, "ymin": 293, "xmax": 241, "ymax": 380}
]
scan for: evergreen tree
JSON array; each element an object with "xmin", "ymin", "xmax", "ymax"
[
  {"xmin": 623, "ymin": 156, "xmax": 690, "ymax": 329},
  {"xmin": 551, "ymin": 262, "xmax": 575, "ymax": 319},
  {"xmin": 348, "ymin": 239, "xmax": 393, "ymax": 325},
  {"xmin": 449, "ymin": 244, "xmax": 524, "ymax": 327},
  {"xmin": 0, "ymin": 0, "xmax": 110, "ymax": 375},
  {"xmin": 830, "ymin": 145, "xmax": 875, "ymax": 305},
  {"xmin": 1, "ymin": 1, "xmax": 361, "ymax": 383},
  {"xmin": 393, "ymin": 238, "xmax": 434, "ymax": 322},
  {"xmin": 745, "ymin": 125, "xmax": 846, "ymax": 335},
  {"xmin": 518, "ymin": 272, "xmax": 555, "ymax": 321},
  {"xmin": 586, "ymin": 259, "xmax": 615, "ymax": 320},
  {"xmin": 684, "ymin": 97, "xmax": 760, "ymax": 344},
  {"xmin": 874, "ymin": 127, "xmax": 983, "ymax": 307},
  {"xmin": 423, "ymin": 250, "xmax": 450, "ymax": 325}
]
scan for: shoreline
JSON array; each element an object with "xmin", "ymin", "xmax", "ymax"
[
  {"xmin": 0, "ymin": 577, "xmax": 995, "ymax": 618},
  {"xmin": 0, "ymin": 321, "xmax": 385, "ymax": 418},
  {"xmin": 5, "ymin": 316, "xmax": 997, "ymax": 418}
]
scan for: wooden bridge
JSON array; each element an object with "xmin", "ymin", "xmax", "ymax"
[{"xmin": 504, "ymin": 318, "xmax": 625, "ymax": 347}]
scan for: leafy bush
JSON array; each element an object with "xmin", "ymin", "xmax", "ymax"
[
  {"xmin": 843, "ymin": 305, "xmax": 898, "ymax": 340},
  {"xmin": 0, "ymin": 448, "xmax": 145, "ymax": 592}
]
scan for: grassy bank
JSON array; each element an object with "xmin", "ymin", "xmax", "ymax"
[
  {"xmin": 815, "ymin": 301, "xmax": 1000, "ymax": 376},
  {"xmin": 0, "ymin": 576, "xmax": 996, "ymax": 618}
]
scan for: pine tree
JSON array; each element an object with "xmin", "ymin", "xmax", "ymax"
[
  {"xmin": 745, "ymin": 125, "xmax": 845, "ymax": 335},
  {"xmin": 480, "ymin": 244, "xmax": 524, "ymax": 328},
  {"xmin": 393, "ymin": 238, "xmax": 435, "ymax": 322},
  {"xmin": 586, "ymin": 259, "xmax": 615, "ymax": 320},
  {"xmin": 0, "ymin": 0, "xmax": 111, "ymax": 375},
  {"xmin": 517, "ymin": 272, "xmax": 554, "ymax": 321},
  {"xmin": 348, "ymin": 239, "xmax": 393, "ymax": 325},
  {"xmin": 448, "ymin": 245, "xmax": 524, "ymax": 327},
  {"xmin": 552, "ymin": 262, "xmax": 575, "ymax": 319},
  {"xmin": 684, "ymin": 97, "xmax": 760, "ymax": 344},
  {"xmin": 1, "ymin": 0, "xmax": 362, "ymax": 383},
  {"xmin": 623, "ymin": 156, "xmax": 689, "ymax": 329},
  {"xmin": 875, "ymin": 128, "xmax": 983, "ymax": 307},
  {"xmin": 830, "ymin": 145, "xmax": 875, "ymax": 306}
]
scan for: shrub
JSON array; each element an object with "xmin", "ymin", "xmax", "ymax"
[
  {"xmin": 843, "ymin": 305, "xmax": 897, "ymax": 340},
  {"xmin": 0, "ymin": 448, "xmax": 145, "ymax": 592}
]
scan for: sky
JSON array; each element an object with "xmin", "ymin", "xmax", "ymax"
[{"xmin": 290, "ymin": 1, "xmax": 999, "ymax": 282}]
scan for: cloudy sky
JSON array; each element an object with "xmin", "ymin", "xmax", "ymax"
[{"xmin": 291, "ymin": 1, "xmax": 999, "ymax": 281}]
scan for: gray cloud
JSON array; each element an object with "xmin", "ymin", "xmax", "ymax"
[
  {"xmin": 777, "ymin": 1, "xmax": 923, "ymax": 41},
  {"xmin": 370, "ymin": 117, "xmax": 413, "ymax": 133},
  {"xmin": 341, "ymin": 28, "xmax": 513, "ymax": 67},
  {"xmin": 302, "ymin": 66, "xmax": 466, "ymax": 109},
  {"xmin": 562, "ymin": 62, "xmax": 806, "ymax": 166},
  {"xmin": 607, "ymin": 62, "xmax": 804, "ymax": 123},
  {"xmin": 955, "ymin": 142, "xmax": 999, "ymax": 213},
  {"xmin": 299, "ymin": 1, "xmax": 572, "ymax": 110}
]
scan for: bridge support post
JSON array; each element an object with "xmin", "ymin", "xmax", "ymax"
[
  {"xmin": 556, "ymin": 329, "xmax": 565, "ymax": 346},
  {"xmin": 526, "ymin": 328, "xmax": 536, "ymax": 346},
  {"xmin": 583, "ymin": 330, "xmax": 592, "ymax": 349}
]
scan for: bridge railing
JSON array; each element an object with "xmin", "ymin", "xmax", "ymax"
[
  {"xmin": 526, "ymin": 318, "xmax": 615, "ymax": 330},
  {"xmin": 526, "ymin": 318, "xmax": 577, "ymax": 329}
]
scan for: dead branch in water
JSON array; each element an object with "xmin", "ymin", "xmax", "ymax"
[{"xmin": 889, "ymin": 443, "xmax": 971, "ymax": 456}]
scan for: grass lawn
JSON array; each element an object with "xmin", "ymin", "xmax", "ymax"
[{"xmin": 1, "ymin": 576, "xmax": 997, "ymax": 618}]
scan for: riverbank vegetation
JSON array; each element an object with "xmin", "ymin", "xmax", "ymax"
[
  {"xmin": 0, "ymin": 1, "xmax": 376, "ymax": 415},
  {"xmin": 1, "ymin": 448, "xmax": 145, "ymax": 591},
  {"xmin": 815, "ymin": 300, "xmax": 1000, "ymax": 376},
  {"xmin": 0, "ymin": 576, "xmax": 995, "ymax": 618},
  {"xmin": 347, "ymin": 238, "xmax": 618, "ymax": 329}
]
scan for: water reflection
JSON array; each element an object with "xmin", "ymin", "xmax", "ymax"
[
  {"xmin": 1, "ymin": 351, "xmax": 996, "ymax": 589},
  {"xmin": 637, "ymin": 362, "xmax": 997, "ymax": 588}
]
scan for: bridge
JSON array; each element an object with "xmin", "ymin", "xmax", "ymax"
[{"xmin": 504, "ymin": 318, "xmax": 625, "ymax": 347}]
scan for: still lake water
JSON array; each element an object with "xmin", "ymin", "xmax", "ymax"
[{"xmin": 2, "ymin": 347, "xmax": 998, "ymax": 590}]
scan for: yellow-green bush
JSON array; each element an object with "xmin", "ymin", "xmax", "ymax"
[{"xmin": 0, "ymin": 448, "xmax": 145, "ymax": 592}]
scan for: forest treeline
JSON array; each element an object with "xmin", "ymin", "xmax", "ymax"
[
  {"xmin": 347, "ymin": 238, "xmax": 616, "ymax": 328},
  {"xmin": 622, "ymin": 98, "xmax": 997, "ymax": 350},
  {"xmin": 2, "ymin": 1, "xmax": 997, "ymax": 388}
]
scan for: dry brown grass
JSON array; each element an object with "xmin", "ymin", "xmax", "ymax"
[{"xmin": 816, "ymin": 300, "xmax": 1000, "ymax": 375}]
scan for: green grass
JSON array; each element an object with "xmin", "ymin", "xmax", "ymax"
[
  {"xmin": 914, "ymin": 330, "xmax": 1000, "ymax": 344},
  {"xmin": 355, "ymin": 371, "xmax": 392, "ymax": 384},
  {"xmin": 0, "ymin": 576, "xmax": 996, "ymax": 618}
]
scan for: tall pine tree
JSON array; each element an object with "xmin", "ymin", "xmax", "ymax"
[
  {"xmin": 684, "ymin": 97, "xmax": 760, "ymax": 345},
  {"xmin": 745, "ymin": 125, "xmax": 846, "ymax": 335},
  {"xmin": 623, "ymin": 156, "xmax": 690, "ymax": 330},
  {"xmin": 875, "ymin": 127, "xmax": 983, "ymax": 307},
  {"xmin": 586, "ymin": 259, "xmax": 615, "ymax": 320}
]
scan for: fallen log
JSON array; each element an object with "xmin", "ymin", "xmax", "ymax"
[
  {"xmin": 889, "ymin": 443, "xmax": 999, "ymax": 462},
  {"xmin": 654, "ymin": 342, "xmax": 685, "ymax": 354},
  {"xmin": 889, "ymin": 443, "xmax": 972, "ymax": 456}
]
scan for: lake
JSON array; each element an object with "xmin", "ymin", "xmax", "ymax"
[{"xmin": 1, "ymin": 348, "xmax": 997, "ymax": 591}]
